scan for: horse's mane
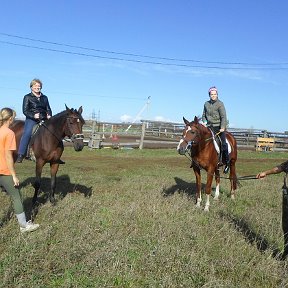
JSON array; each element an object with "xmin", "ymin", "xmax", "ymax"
[
  {"xmin": 49, "ymin": 108, "xmax": 84, "ymax": 123},
  {"xmin": 191, "ymin": 116, "xmax": 210, "ymax": 135},
  {"xmin": 51, "ymin": 110, "xmax": 68, "ymax": 120}
]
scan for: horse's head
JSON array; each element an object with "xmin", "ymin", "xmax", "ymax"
[
  {"xmin": 64, "ymin": 105, "xmax": 85, "ymax": 151},
  {"xmin": 177, "ymin": 116, "xmax": 202, "ymax": 155}
]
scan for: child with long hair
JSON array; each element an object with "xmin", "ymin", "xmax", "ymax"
[{"xmin": 0, "ymin": 107, "xmax": 39, "ymax": 233}]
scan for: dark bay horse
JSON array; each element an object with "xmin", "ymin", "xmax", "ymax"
[
  {"xmin": 10, "ymin": 105, "xmax": 85, "ymax": 205},
  {"xmin": 177, "ymin": 116, "xmax": 238, "ymax": 211}
]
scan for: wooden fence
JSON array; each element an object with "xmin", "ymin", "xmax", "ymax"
[{"xmin": 82, "ymin": 120, "xmax": 288, "ymax": 150}]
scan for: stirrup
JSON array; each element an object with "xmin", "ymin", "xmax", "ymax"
[
  {"xmin": 16, "ymin": 154, "xmax": 24, "ymax": 163},
  {"xmin": 223, "ymin": 164, "xmax": 230, "ymax": 174}
]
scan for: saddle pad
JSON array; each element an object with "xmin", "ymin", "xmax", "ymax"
[{"xmin": 213, "ymin": 138, "xmax": 232, "ymax": 154}]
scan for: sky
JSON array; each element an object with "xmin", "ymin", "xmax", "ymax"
[{"xmin": 0, "ymin": 0, "xmax": 288, "ymax": 133}]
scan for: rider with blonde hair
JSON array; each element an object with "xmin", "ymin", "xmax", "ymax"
[{"xmin": 16, "ymin": 78, "xmax": 64, "ymax": 164}]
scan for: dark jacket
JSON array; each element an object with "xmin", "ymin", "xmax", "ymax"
[
  {"xmin": 202, "ymin": 99, "xmax": 227, "ymax": 129},
  {"xmin": 280, "ymin": 161, "xmax": 288, "ymax": 173},
  {"xmin": 22, "ymin": 93, "xmax": 52, "ymax": 121}
]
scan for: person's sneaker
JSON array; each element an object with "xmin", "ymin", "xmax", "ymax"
[
  {"xmin": 20, "ymin": 220, "xmax": 40, "ymax": 233},
  {"xmin": 16, "ymin": 154, "xmax": 24, "ymax": 163}
]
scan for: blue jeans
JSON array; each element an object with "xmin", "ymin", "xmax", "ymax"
[{"xmin": 18, "ymin": 118, "xmax": 37, "ymax": 156}]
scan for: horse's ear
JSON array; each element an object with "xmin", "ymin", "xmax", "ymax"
[
  {"xmin": 183, "ymin": 117, "xmax": 189, "ymax": 125},
  {"xmin": 194, "ymin": 116, "xmax": 199, "ymax": 123},
  {"xmin": 78, "ymin": 106, "xmax": 83, "ymax": 115},
  {"xmin": 65, "ymin": 104, "xmax": 70, "ymax": 111}
]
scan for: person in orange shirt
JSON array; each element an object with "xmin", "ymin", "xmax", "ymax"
[{"xmin": 0, "ymin": 107, "xmax": 39, "ymax": 233}]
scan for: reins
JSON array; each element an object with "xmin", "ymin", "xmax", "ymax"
[
  {"xmin": 38, "ymin": 115, "xmax": 84, "ymax": 143},
  {"xmin": 39, "ymin": 121, "xmax": 63, "ymax": 143},
  {"xmin": 204, "ymin": 130, "xmax": 221, "ymax": 142}
]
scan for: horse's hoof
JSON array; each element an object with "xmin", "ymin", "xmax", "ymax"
[
  {"xmin": 213, "ymin": 196, "xmax": 219, "ymax": 201},
  {"xmin": 204, "ymin": 206, "xmax": 210, "ymax": 212},
  {"xmin": 231, "ymin": 195, "xmax": 235, "ymax": 200}
]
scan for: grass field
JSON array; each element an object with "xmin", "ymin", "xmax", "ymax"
[{"xmin": 0, "ymin": 148, "xmax": 288, "ymax": 287}]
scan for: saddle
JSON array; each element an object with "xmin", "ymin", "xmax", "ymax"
[
  {"xmin": 208, "ymin": 128, "xmax": 231, "ymax": 166},
  {"xmin": 25, "ymin": 122, "xmax": 42, "ymax": 161}
]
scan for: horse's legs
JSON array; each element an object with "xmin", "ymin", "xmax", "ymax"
[
  {"xmin": 214, "ymin": 170, "xmax": 221, "ymax": 200},
  {"xmin": 193, "ymin": 167, "xmax": 202, "ymax": 208},
  {"xmin": 204, "ymin": 171, "xmax": 214, "ymax": 212},
  {"xmin": 33, "ymin": 160, "xmax": 45, "ymax": 206},
  {"xmin": 229, "ymin": 160, "xmax": 237, "ymax": 200},
  {"xmin": 49, "ymin": 163, "xmax": 60, "ymax": 204}
]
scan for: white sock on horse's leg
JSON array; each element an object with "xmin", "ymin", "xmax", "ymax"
[
  {"xmin": 204, "ymin": 194, "xmax": 210, "ymax": 212},
  {"xmin": 196, "ymin": 196, "xmax": 202, "ymax": 208},
  {"xmin": 214, "ymin": 184, "xmax": 220, "ymax": 200}
]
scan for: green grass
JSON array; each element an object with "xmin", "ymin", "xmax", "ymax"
[{"xmin": 0, "ymin": 148, "xmax": 288, "ymax": 287}]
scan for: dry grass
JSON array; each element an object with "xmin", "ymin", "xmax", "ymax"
[{"xmin": 0, "ymin": 148, "xmax": 288, "ymax": 287}]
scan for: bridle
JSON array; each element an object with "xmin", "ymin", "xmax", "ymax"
[
  {"xmin": 181, "ymin": 125, "xmax": 202, "ymax": 152},
  {"xmin": 181, "ymin": 124, "xmax": 218, "ymax": 171},
  {"xmin": 39, "ymin": 114, "xmax": 84, "ymax": 143},
  {"xmin": 65, "ymin": 116, "xmax": 84, "ymax": 142}
]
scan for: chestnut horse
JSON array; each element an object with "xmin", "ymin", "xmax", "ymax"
[
  {"xmin": 10, "ymin": 105, "xmax": 85, "ymax": 205},
  {"xmin": 177, "ymin": 116, "xmax": 238, "ymax": 211}
]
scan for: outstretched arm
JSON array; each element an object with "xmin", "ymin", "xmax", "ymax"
[{"xmin": 256, "ymin": 165, "xmax": 283, "ymax": 179}]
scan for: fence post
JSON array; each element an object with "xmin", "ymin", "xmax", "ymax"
[{"xmin": 139, "ymin": 121, "xmax": 146, "ymax": 149}]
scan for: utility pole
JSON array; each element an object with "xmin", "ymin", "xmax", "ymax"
[{"xmin": 125, "ymin": 96, "xmax": 151, "ymax": 132}]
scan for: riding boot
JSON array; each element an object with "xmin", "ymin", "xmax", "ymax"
[
  {"xmin": 222, "ymin": 148, "xmax": 230, "ymax": 174},
  {"xmin": 56, "ymin": 159, "xmax": 65, "ymax": 164},
  {"xmin": 16, "ymin": 154, "xmax": 24, "ymax": 163}
]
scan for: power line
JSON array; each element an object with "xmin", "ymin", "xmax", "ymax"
[
  {"xmin": 1, "ymin": 32, "xmax": 287, "ymax": 66},
  {"xmin": 0, "ymin": 86, "xmax": 146, "ymax": 101},
  {"xmin": 1, "ymin": 33, "xmax": 288, "ymax": 70}
]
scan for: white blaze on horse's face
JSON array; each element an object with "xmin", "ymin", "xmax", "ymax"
[
  {"xmin": 177, "ymin": 138, "xmax": 185, "ymax": 151},
  {"xmin": 177, "ymin": 125, "xmax": 192, "ymax": 154}
]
